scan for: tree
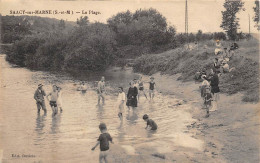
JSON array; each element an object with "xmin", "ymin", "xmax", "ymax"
[
  {"xmin": 76, "ymin": 16, "xmax": 89, "ymax": 26},
  {"xmin": 220, "ymin": 0, "xmax": 244, "ymax": 40},
  {"xmin": 196, "ymin": 30, "xmax": 203, "ymax": 42},
  {"xmin": 58, "ymin": 19, "xmax": 65, "ymax": 30},
  {"xmin": 253, "ymin": 0, "xmax": 260, "ymax": 30}
]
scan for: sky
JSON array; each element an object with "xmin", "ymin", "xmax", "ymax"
[{"xmin": 0, "ymin": 0, "xmax": 258, "ymax": 33}]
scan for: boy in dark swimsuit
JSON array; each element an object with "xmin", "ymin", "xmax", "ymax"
[
  {"xmin": 143, "ymin": 114, "xmax": 157, "ymax": 131},
  {"xmin": 137, "ymin": 76, "xmax": 147, "ymax": 100},
  {"xmin": 92, "ymin": 123, "xmax": 113, "ymax": 163},
  {"xmin": 149, "ymin": 77, "xmax": 156, "ymax": 100}
]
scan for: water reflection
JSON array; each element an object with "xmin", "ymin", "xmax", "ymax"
[
  {"xmin": 51, "ymin": 114, "xmax": 61, "ymax": 134},
  {"xmin": 126, "ymin": 110, "xmax": 138, "ymax": 125},
  {"xmin": 35, "ymin": 113, "xmax": 47, "ymax": 135},
  {"xmin": 96, "ymin": 104, "xmax": 105, "ymax": 121},
  {"xmin": 116, "ymin": 121, "xmax": 125, "ymax": 143}
]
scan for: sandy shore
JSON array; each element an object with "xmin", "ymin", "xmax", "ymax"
[{"xmin": 105, "ymin": 73, "xmax": 259, "ymax": 163}]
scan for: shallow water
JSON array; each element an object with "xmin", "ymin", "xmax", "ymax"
[{"xmin": 0, "ymin": 55, "xmax": 203, "ymax": 163}]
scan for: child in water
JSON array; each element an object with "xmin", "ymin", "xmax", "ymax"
[
  {"xmin": 204, "ymin": 87, "xmax": 213, "ymax": 118},
  {"xmin": 149, "ymin": 77, "xmax": 156, "ymax": 100},
  {"xmin": 92, "ymin": 123, "xmax": 113, "ymax": 163},
  {"xmin": 143, "ymin": 114, "xmax": 157, "ymax": 131},
  {"xmin": 117, "ymin": 87, "xmax": 125, "ymax": 120}
]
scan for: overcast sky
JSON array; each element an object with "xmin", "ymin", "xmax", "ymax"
[{"xmin": 1, "ymin": 0, "xmax": 258, "ymax": 33}]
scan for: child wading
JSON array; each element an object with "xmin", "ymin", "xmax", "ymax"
[
  {"xmin": 92, "ymin": 123, "xmax": 113, "ymax": 163},
  {"xmin": 143, "ymin": 114, "xmax": 157, "ymax": 131},
  {"xmin": 117, "ymin": 87, "xmax": 125, "ymax": 120},
  {"xmin": 204, "ymin": 87, "xmax": 213, "ymax": 118},
  {"xmin": 47, "ymin": 85, "xmax": 59, "ymax": 116},
  {"xmin": 149, "ymin": 77, "xmax": 156, "ymax": 100},
  {"xmin": 137, "ymin": 76, "xmax": 147, "ymax": 100}
]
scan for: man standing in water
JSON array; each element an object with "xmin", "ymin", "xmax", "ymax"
[
  {"xmin": 97, "ymin": 76, "xmax": 106, "ymax": 105},
  {"xmin": 47, "ymin": 85, "xmax": 59, "ymax": 116},
  {"xmin": 34, "ymin": 84, "xmax": 47, "ymax": 114}
]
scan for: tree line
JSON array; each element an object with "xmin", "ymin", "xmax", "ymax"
[{"xmin": 1, "ymin": 0, "xmax": 259, "ymax": 72}]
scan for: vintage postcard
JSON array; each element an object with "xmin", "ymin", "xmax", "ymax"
[{"xmin": 0, "ymin": 0, "xmax": 259, "ymax": 162}]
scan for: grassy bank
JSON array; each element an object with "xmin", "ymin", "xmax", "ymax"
[{"xmin": 133, "ymin": 38, "xmax": 259, "ymax": 102}]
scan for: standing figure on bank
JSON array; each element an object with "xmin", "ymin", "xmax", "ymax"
[
  {"xmin": 209, "ymin": 69, "xmax": 220, "ymax": 111},
  {"xmin": 57, "ymin": 86, "xmax": 63, "ymax": 112},
  {"xmin": 137, "ymin": 76, "xmax": 147, "ymax": 100},
  {"xmin": 34, "ymin": 84, "xmax": 47, "ymax": 114},
  {"xmin": 97, "ymin": 76, "xmax": 106, "ymax": 105},
  {"xmin": 126, "ymin": 81, "xmax": 138, "ymax": 110},
  {"xmin": 47, "ymin": 85, "xmax": 59, "ymax": 116},
  {"xmin": 149, "ymin": 77, "xmax": 156, "ymax": 100}
]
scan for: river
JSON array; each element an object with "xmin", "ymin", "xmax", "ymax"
[{"xmin": 0, "ymin": 54, "xmax": 204, "ymax": 163}]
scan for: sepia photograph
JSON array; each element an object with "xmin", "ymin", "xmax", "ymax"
[{"xmin": 0, "ymin": 0, "xmax": 259, "ymax": 162}]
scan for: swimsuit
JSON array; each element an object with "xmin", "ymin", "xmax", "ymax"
[
  {"xmin": 139, "ymin": 82, "xmax": 144, "ymax": 91},
  {"xmin": 50, "ymin": 101, "xmax": 57, "ymax": 107},
  {"xmin": 149, "ymin": 82, "xmax": 155, "ymax": 90}
]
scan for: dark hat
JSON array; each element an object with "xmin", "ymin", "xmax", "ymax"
[
  {"xmin": 38, "ymin": 84, "xmax": 43, "ymax": 87},
  {"xmin": 143, "ymin": 114, "xmax": 149, "ymax": 120}
]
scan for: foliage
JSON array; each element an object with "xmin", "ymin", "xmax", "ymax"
[
  {"xmin": 63, "ymin": 23, "xmax": 116, "ymax": 71},
  {"xmin": 253, "ymin": 0, "xmax": 260, "ymax": 30},
  {"xmin": 220, "ymin": 0, "xmax": 245, "ymax": 40},
  {"xmin": 108, "ymin": 8, "xmax": 176, "ymax": 55},
  {"xmin": 1, "ymin": 15, "xmax": 75, "ymax": 43},
  {"xmin": 76, "ymin": 16, "xmax": 89, "ymax": 26}
]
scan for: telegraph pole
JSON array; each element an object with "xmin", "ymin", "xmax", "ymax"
[
  {"xmin": 248, "ymin": 14, "xmax": 251, "ymax": 35},
  {"xmin": 185, "ymin": 0, "xmax": 189, "ymax": 49}
]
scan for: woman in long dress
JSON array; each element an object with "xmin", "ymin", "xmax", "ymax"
[
  {"xmin": 209, "ymin": 69, "xmax": 220, "ymax": 111},
  {"xmin": 57, "ymin": 87, "xmax": 63, "ymax": 112},
  {"xmin": 126, "ymin": 81, "xmax": 138, "ymax": 110}
]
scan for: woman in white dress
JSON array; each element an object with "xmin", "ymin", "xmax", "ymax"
[{"xmin": 57, "ymin": 87, "xmax": 63, "ymax": 112}]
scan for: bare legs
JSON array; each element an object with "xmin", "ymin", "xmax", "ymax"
[{"xmin": 98, "ymin": 93, "xmax": 105, "ymax": 105}]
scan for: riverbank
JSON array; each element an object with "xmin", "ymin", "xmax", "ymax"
[
  {"xmin": 112, "ymin": 73, "xmax": 259, "ymax": 163},
  {"xmin": 133, "ymin": 38, "xmax": 259, "ymax": 103}
]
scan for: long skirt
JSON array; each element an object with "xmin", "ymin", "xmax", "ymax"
[{"xmin": 126, "ymin": 97, "xmax": 137, "ymax": 107}]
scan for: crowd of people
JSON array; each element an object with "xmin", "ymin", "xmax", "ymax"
[
  {"xmin": 33, "ymin": 40, "xmax": 240, "ymax": 162},
  {"xmin": 197, "ymin": 40, "xmax": 239, "ymax": 117},
  {"xmin": 33, "ymin": 76, "xmax": 158, "ymax": 163}
]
